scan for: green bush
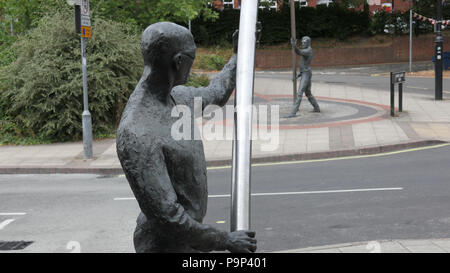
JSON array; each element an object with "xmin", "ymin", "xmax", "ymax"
[
  {"xmin": 0, "ymin": 10, "xmax": 142, "ymax": 144},
  {"xmin": 0, "ymin": 23, "xmax": 17, "ymax": 67},
  {"xmin": 197, "ymin": 54, "xmax": 225, "ymax": 71},
  {"xmin": 186, "ymin": 73, "xmax": 210, "ymax": 87}
]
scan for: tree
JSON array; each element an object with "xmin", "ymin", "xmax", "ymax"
[
  {"xmin": 0, "ymin": 0, "xmax": 65, "ymax": 35},
  {"xmin": 0, "ymin": 10, "xmax": 142, "ymax": 143},
  {"xmin": 90, "ymin": 0, "xmax": 218, "ymax": 29},
  {"xmin": 0, "ymin": 0, "xmax": 218, "ymax": 36}
]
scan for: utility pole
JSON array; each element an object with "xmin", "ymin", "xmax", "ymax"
[
  {"xmin": 435, "ymin": 0, "xmax": 443, "ymax": 100},
  {"xmin": 409, "ymin": 0, "xmax": 413, "ymax": 72},
  {"xmin": 290, "ymin": 0, "xmax": 297, "ymax": 103}
]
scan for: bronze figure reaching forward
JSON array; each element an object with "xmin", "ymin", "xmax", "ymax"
[{"xmin": 116, "ymin": 22, "xmax": 257, "ymax": 253}]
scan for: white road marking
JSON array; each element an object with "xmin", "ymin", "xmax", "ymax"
[
  {"xmin": 0, "ymin": 219, "xmax": 16, "ymax": 230},
  {"xmin": 407, "ymin": 86, "xmax": 428, "ymax": 90},
  {"xmin": 114, "ymin": 197, "xmax": 135, "ymax": 201},
  {"xmin": 0, "ymin": 212, "xmax": 26, "ymax": 216},
  {"xmin": 114, "ymin": 187, "xmax": 403, "ymax": 201},
  {"xmin": 208, "ymin": 187, "xmax": 403, "ymax": 198}
]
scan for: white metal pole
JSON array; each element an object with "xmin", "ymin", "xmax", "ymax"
[
  {"xmin": 231, "ymin": 0, "xmax": 258, "ymax": 232},
  {"xmin": 410, "ymin": 7, "xmax": 413, "ymax": 72}
]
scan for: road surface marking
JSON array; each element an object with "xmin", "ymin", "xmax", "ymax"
[
  {"xmin": 207, "ymin": 143, "xmax": 450, "ymax": 170},
  {"xmin": 208, "ymin": 187, "xmax": 403, "ymax": 198},
  {"xmin": 408, "ymin": 86, "xmax": 428, "ymax": 90},
  {"xmin": 114, "ymin": 197, "xmax": 135, "ymax": 201},
  {"xmin": 0, "ymin": 219, "xmax": 16, "ymax": 230},
  {"xmin": 114, "ymin": 187, "xmax": 403, "ymax": 201},
  {"xmin": 0, "ymin": 212, "xmax": 26, "ymax": 216}
]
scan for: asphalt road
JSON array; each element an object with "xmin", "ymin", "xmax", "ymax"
[
  {"xmin": 256, "ymin": 61, "xmax": 450, "ymax": 96},
  {"xmin": 1, "ymin": 144, "xmax": 450, "ymax": 253}
]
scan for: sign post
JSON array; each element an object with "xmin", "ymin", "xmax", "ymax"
[
  {"xmin": 80, "ymin": 0, "xmax": 93, "ymax": 159},
  {"xmin": 390, "ymin": 72, "xmax": 406, "ymax": 117}
]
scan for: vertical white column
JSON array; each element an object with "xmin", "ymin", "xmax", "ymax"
[{"xmin": 231, "ymin": 0, "xmax": 259, "ymax": 232}]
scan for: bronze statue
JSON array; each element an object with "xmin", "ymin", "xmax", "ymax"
[
  {"xmin": 116, "ymin": 22, "xmax": 257, "ymax": 253},
  {"xmin": 286, "ymin": 36, "xmax": 320, "ymax": 118}
]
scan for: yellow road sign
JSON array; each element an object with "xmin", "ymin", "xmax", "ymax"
[{"xmin": 81, "ymin": 26, "xmax": 91, "ymax": 38}]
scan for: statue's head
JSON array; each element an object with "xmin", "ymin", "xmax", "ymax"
[
  {"xmin": 141, "ymin": 22, "xmax": 196, "ymax": 85},
  {"xmin": 301, "ymin": 36, "xmax": 311, "ymax": 49}
]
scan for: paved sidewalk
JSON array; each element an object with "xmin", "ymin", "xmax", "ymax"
[
  {"xmin": 275, "ymin": 238, "xmax": 450, "ymax": 253},
  {"xmin": 0, "ymin": 74, "xmax": 449, "ymax": 173}
]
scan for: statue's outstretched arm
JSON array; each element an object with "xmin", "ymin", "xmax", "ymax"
[
  {"xmin": 171, "ymin": 54, "xmax": 237, "ymax": 111},
  {"xmin": 293, "ymin": 45, "xmax": 311, "ymax": 57},
  {"xmin": 131, "ymin": 145, "xmax": 231, "ymax": 252}
]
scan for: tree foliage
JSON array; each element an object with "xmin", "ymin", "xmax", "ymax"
[
  {"xmin": 0, "ymin": 0, "xmax": 218, "ymax": 37},
  {"xmin": 0, "ymin": 0, "xmax": 66, "ymax": 35},
  {"xmin": 0, "ymin": 9, "xmax": 142, "ymax": 143}
]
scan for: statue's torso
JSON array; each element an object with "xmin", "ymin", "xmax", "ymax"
[
  {"xmin": 299, "ymin": 47, "xmax": 313, "ymax": 72},
  {"xmin": 117, "ymin": 90, "xmax": 208, "ymax": 224}
]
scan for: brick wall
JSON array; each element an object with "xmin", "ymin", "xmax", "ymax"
[{"xmin": 255, "ymin": 34, "xmax": 450, "ymax": 69}]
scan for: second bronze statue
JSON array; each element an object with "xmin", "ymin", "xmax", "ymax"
[{"xmin": 286, "ymin": 36, "xmax": 321, "ymax": 118}]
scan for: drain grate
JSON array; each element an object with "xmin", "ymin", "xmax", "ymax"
[{"xmin": 0, "ymin": 241, "xmax": 34, "ymax": 251}]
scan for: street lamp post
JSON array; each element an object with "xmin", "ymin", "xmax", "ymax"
[{"xmin": 435, "ymin": 0, "xmax": 443, "ymax": 100}]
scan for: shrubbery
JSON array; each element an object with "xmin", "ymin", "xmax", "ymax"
[
  {"xmin": 0, "ymin": 9, "xmax": 142, "ymax": 144},
  {"xmin": 186, "ymin": 74, "xmax": 211, "ymax": 88},
  {"xmin": 197, "ymin": 54, "xmax": 225, "ymax": 70}
]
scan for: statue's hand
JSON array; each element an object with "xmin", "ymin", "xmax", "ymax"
[
  {"xmin": 256, "ymin": 21, "xmax": 262, "ymax": 48},
  {"xmin": 226, "ymin": 230, "xmax": 257, "ymax": 253},
  {"xmin": 290, "ymin": 37, "xmax": 297, "ymax": 47},
  {"xmin": 232, "ymin": 29, "xmax": 239, "ymax": 54}
]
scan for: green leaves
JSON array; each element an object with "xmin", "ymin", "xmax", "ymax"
[
  {"xmin": 0, "ymin": 10, "xmax": 142, "ymax": 143},
  {"xmin": 89, "ymin": 0, "xmax": 217, "ymax": 29}
]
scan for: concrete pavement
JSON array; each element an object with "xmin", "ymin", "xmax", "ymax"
[
  {"xmin": 0, "ymin": 72, "xmax": 450, "ymax": 173},
  {"xmin": 276, "ymin": 238, "xmax": 450, "ymax": 253}
]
